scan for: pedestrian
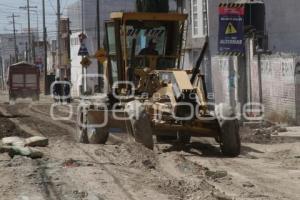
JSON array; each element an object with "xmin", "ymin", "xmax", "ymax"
[
  {"xmin": 63, "ymin": 77, "xmax": 72, "ymax": 103},
  {"xmin": 53, "ymin": 77, "xmax": 63, "ymax": 103}
]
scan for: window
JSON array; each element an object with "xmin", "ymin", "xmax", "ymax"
[
  {"xmin": 124, "ymin": 21, "xmax": 182, "ymax": 69},
  {"xmin": 191, "ymin": 0, "xmax": 208, "ymax": 38}
]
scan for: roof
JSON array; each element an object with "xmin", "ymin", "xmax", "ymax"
[
  {"xmin": 219, "ymin": 0, "xmax": 264, "ymax": 7},
  {"xmin": 234, "ymin": 0, "xmax": 264, "ymax": 4},
  {"xmin": 110, "ymin": 12, "xmax": 188, "ymax": 22},
  {"xmin": 9, "ymin": 62, "xmax": 35, "ymax": 67}
]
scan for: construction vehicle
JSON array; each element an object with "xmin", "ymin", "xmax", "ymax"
[{"xmin": 77, "ymin": 12, "xmax": 241, "ymax": 157}]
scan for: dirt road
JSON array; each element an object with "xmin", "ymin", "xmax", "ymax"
[{"xmin": 0, "ymin": 96, "xmax": 300, "ymax": 200}]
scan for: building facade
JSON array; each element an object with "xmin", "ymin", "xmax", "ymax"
[
  {"xmin": 67, "ymin": 0, "xmax": 136, "ymax": 96},
  {"xmin": 208, "ymin": 0, "xmax": 300, "ymax": 124}
]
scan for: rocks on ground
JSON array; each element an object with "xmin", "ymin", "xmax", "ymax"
[
  {"xmin": 0, "ymin": 136, "xmax": 48, "ymax": 159},
  {"xmin": 205, "ymin": 170, "xmax": 228, "ymax": 180},
  {"xmin": 240, "ymin": 122, "xmax": 294, "ymax": 144}
]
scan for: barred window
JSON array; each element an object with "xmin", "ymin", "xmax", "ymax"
[{"xmin": 191, "ymin": 0, "xmax": 208, "ymax": 38}]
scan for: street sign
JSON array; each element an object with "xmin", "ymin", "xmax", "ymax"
[
  {"xmin": 218, "ymin": 4, "xmax": 245, "ymax": 55},
  {"xmin": 80, "ymin": 57, "xmax": 92, "ymax": 67},
  {"xmin": 78, "ymin": 44, "xmax": 89, "ymax": 56},
  {"xmin": 78, "ymin": 33, "xmax": 87, "ymax": 44},
  {"xmin": 95, "ymin": 48, "xmax": 107, "ymax": 63}
]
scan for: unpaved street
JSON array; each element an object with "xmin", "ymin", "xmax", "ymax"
[{"xmin": 0, "ymin": 95, "xmax": 300, "ymax": 200}]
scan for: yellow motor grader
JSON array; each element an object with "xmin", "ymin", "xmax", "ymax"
[{"xmin": 77, "ymin": 12, "xmax": 240, "ymax": 157}]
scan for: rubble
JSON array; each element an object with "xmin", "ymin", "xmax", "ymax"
[
  {"xmin": 3, "ymin": 146, "xmax": 43, "ymax": 159},
  {"xmin": 63, "ymin": 158, "xmax": 80, "ymax": 168},
  {"xmin": 0, "ymin": 136, "xmax": 48, "ymax": 159},
  {"xmin": 25, "ymin": 136, "xmax": 48, "ymax": 147},
  {"xmin": 0, "ymin": 152, "xmax": 11, "ymax": 161},
  {"xmin": 243, "ymin": 181, "xmax": 255, "ymax": 188},
  {"xmin": 205, "ymin": 170, "xmax": 228, "ymax": 179},
  {"xmin": 2, "ymin": 137, "xmax": 25, "ymax": 146},
  {"xmin": 0, "ymin": 145, "xmax": 13, "ymax": 154},
  {"xmin": 241, "ymin": 122, "xmax": 295, "ymax": 144}
]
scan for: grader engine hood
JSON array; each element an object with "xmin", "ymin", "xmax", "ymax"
[{"xmin": 159, "ymin": 71, "xmax": 195, "ymax": 99}]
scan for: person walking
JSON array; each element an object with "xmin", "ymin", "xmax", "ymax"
[
  {"xmin": 53, "ymin": 77, "xmax": 63, "ymax": 103},
  {"xmin": 63, "ymin": 77, "xmax": 72, "ymax": 103}
]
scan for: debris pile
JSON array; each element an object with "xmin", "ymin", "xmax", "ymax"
[
  {"xmin": 0, "ymin": 136, "xmax": 48, "ymax": 159},
  {"xmin": 0, "ymin": 117, "xmax": 30, "ymax": 138},
  {"xmin": 252, "ymin": 125, "xmax": 287, "ymax": 137},
  {"xmin": 241, "ymin": 122, "xmax": 290, "ymax": 144}
]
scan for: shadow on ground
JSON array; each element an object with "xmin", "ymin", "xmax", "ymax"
[{"xmin": 161, "ymin": 140, "xmax": 263, "ymax": 158}]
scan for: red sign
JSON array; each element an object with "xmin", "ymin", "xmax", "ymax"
[{"xmin": 219, "ymin": 7, "xmax": 245, "ymax": 16}]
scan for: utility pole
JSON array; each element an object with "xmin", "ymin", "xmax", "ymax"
[
  {"xmin": 20, "ymin": 1, "xmax": 37, "ymax": 63},
  {"xmin": 96, "ymin": 0, "xmax": 101, "ymax": 49},
  {"xmin": 57, "ymin": 0, "xmax": 62, "ymax": 78},
  {"xmin": 42, "ymin": 0, "xmax": 48, "ymax": 94},
  {"xmin": 25, "ymin": 42, "xmax": 28, "ymax": 62},
  {"xmin": 27, "ymin": 0, "xmax": 32, "ymax": 63},
  {"xmin": 32, "ymin": 34, "xmax": 36, "ymax": 64},
  {"xmin": 96, "ymin": 0, "xmax": 102, "ymax": 92},
  {"xmin": 81, "ymin": 0, "xmax": 87, "ymax": 93},
  {"xmin": 8, "ymin": 13, "xmax": 20, "ymax": 63}
]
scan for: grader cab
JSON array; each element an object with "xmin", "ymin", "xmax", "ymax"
[{"xmin": 77, "ymin": 12, "xmax": 241, "ymax": 157}]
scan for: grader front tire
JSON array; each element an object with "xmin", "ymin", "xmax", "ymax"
[
  {"xmin": 131, "ymin": 111, "xmax": 154, "ymax": 150},
  {"xmin": 126, "ymin": 100, "xmax": 154, "ymax": 150},
  {"xmin": 220, "ymin": 120, "xmax": 241, "ymax": 157},
  {"xmin": 86, "ymin": 127, "xmax": 109, "ymax": 144},
  {"xmin": 77, "ymin": 110, "xmax": 109, "ymax": 144}
]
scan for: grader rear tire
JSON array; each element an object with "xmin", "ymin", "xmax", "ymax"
[{"xmin": 220, "ymin": 120, "xmax": 240, "ymax": 157}]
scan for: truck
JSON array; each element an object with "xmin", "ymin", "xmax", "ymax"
[{"xmin": 7, "ymin": 62, "xmax": 40, "ymax": 102}]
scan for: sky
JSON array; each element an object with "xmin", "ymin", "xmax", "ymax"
[{"xmin": 0, "ymin": 0, "xmax": 78, "ymax": 39}]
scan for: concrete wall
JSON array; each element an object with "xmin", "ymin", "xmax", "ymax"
[
  {"xmin": 259, "ymin": 55, "xmax": 299, "ymax": 124},
  {"xmin": 211, "ymin": 55, "xmax": 246, "ymax": 115},
  {"xmin": 212, "ymin": 54, "xmax": 300, "ymax": 124},
  {"xmin": 296, "ymin": 65, "xmax": 300, "ymax": 124}
]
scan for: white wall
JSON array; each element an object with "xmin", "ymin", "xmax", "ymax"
[{"xmin": 212, "ymin": 54, "xmax": 300, "ymax": 124}]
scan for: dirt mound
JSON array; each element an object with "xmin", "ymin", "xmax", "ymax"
[
  {"xmin": 0, "ymin": 117, "xmax": 30, "ymax": 139},
  {"xmin": 95, "ymin": 142, "xmax": 158, "ymax": 170},
  {"xmin": 154, "ymin": 177, "xmax": 228, "ymax": 200},
  {"xmin": 240, "ymin": 124, "xmax": 299, "ymax": 144}
]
